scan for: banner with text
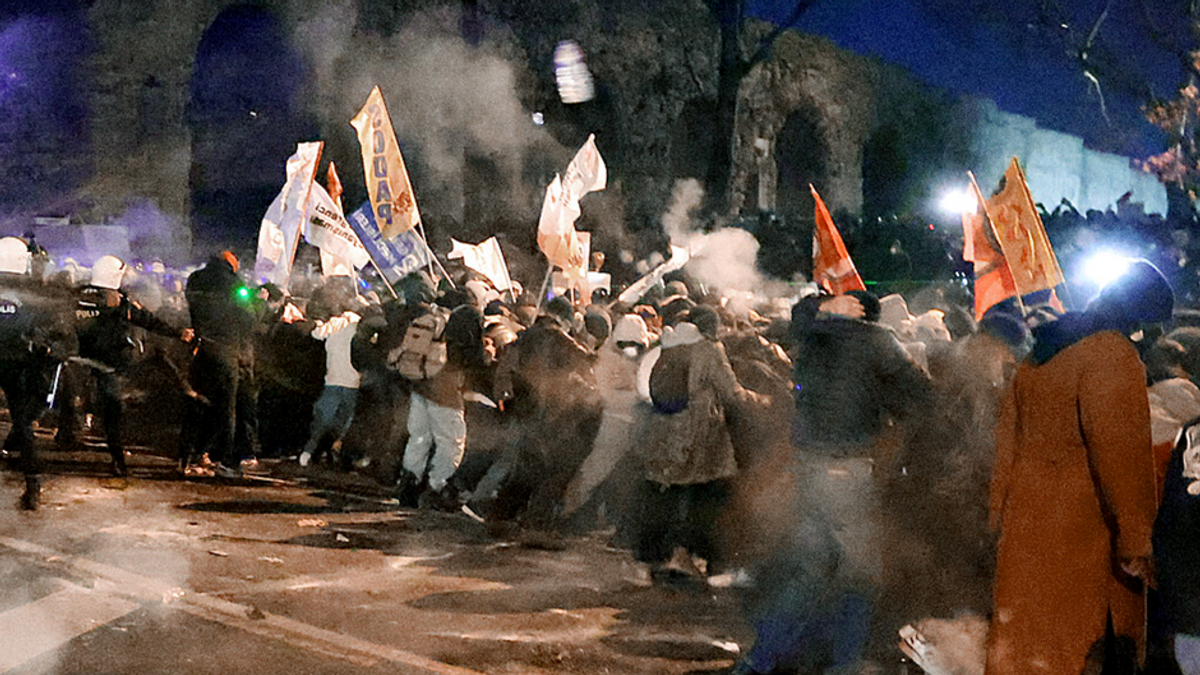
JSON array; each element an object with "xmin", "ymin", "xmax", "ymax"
[
  {"xmin": 350, "ymin": 86, "xmax": 421, "ymax": 239},
  {"xmin": 346, "ymin": 201, "xmax": 429, "ymax": 285}
]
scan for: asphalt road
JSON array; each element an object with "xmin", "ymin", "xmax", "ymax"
[{"xmin": 0, "ymin": 444, "xmax": 749, "ymax": 675}]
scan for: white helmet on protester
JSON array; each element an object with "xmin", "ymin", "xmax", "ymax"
[
  {"xmin": 0, "ymin": 237, "xmax": 31, "ymax": 274},
  {"xmin": 91, "ymin": 255, "xmax": 127, "ymax": 290}
]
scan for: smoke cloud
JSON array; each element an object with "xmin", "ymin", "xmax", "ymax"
[
  {"xmin": 661, "ymin": 179, "xmax": 790, "ymax": 306},
  {"xmin": 293, "ymin": 6, "xmax": 564, "ymax": 235}
]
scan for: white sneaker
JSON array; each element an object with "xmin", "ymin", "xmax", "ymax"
[{"xmin": 298, "ymin": 451, "xmax": 312, "ymax": 468}]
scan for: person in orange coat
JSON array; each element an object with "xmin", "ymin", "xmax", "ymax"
[{"xmin": 987, "ymin": 261, "xmax": 1172, "ymax": 675}]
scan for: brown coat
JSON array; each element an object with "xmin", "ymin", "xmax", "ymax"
[
  {"xmin": 643, "ymin": 338, "xmax": 750, "ymax": 485},
  {"xmin": 987, "ymin": 331, "xmax": 1156, "ymax": 675}
]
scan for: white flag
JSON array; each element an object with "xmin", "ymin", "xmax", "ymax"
[
  {"xmin": 562, "ymin": 133, "xmax": 606, "ymax": 199},
  {"xmin": 255, "ymin": 142, "xmax": 322, "ymax": 289},
  {"xmin": 617, "ymin": 245, "xmax": 691, "ymax": 304},
  {"xmin": 537, "ymin": 134, "xmax": 606, "ymax": 279},
  {"xmin": 304, "ymin": 181, "xmax": 371, "ymax": 276},
  {"xmin": 449, "ymin": 237, "xmax": 513, "ymax": 292}
]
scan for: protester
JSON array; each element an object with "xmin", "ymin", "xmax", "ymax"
[
  {"xmin": 1154, "ymin": 418, "xmax": 1200, "ymax": 675},
  {"xmin": 733, "ymin": 289, "xmax": 933, "ymax": 675},
  {"xmin": 987, "ymin": 261, "xmax": 1170, "ymax": 675},
  {"xmin": 479, "ymin": 303, "xmax": 601, "ymax": 529},
  {"xmin": 635, "ymin": 306, "xmax": 762, "ymax": 581},
  {"xmin": 395, "ymin": 295, "xmax": 488, "ymax": 510},
  {"xmin": 180, "ymin": 251, "xmax": 256, "ymax": 477},
  {"xmin": 299, "ymin": 284, "xmax": 363, "ymax": 468}
]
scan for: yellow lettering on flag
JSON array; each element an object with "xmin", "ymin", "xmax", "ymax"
[
  {"xmin": 350, "ymin": 86, "xmax": 421, "ymax": 239},
  {"xmin": 982, "ymin": 158, "xmax": 1064, "ymax": 296},
  {"xmin": 810, "ymin": 185, "xmax": 866, "ymax": 295}
]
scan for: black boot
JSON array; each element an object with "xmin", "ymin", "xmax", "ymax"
[
  {"xmin": 111, "ymin": 452, "xmax": 128, "ymax": 478},
  {"xmin": 394, "ymin": 471, "xmax": 422, "ymax": 508},
  {"xmin": 20, "ymin": 476, "xmax": 40, "ymax": 511}
]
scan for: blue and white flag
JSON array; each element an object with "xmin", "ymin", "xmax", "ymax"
[{"xmin": 346, "ymin": 201, "xmax": 430, "ymax": 285}]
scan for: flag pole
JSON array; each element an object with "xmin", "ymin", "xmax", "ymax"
[
  {"xmin": 415, "ymin": 221, "xmax": 456, "ymax": 289},
  {"xmin": 345, "ymin": 216, "xmax": 397, "ymax": 299},
  {"xmin": 371, "ymin": 259, "xmax": 399, "ymax": 299},
  {"xmin": 535, "ymin": 258, "xmax": 555, "ymax": 314},
  {"xmin": 496, "ymin": 239, "xmax": 517, "ymax": 304},
  {"xmin": 969, "ymin": 171, "xmax": 1026, "ymax": 317},
  {"xmin": 282, "ymin": 142, "xmax": 323, "ymax": 293}
]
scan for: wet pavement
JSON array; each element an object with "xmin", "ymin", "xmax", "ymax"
[{"xmin": 0, "ymin": 440, "xmax": 750, "ymax": 674}]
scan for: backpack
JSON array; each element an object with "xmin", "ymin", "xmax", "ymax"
[
  {"xmin": 649, "ymin": 345, "xmax": 691, "ymax": 414},
  {"xmin": 387, "ymin": 305, "xmax": 450, "ymax": 380}
]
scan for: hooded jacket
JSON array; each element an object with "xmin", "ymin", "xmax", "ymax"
[
  {"xmin": 185, "ymin": 257, "xmax": 254, "ymax": 348},
  {"xmin": 642, "ymin": 324, "xmax": 753, "ymax": 485}
]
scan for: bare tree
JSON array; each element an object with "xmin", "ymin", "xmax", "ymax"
[{"xmin": 703, "ymin": 0, "xmax": 815, "ymax": 217}]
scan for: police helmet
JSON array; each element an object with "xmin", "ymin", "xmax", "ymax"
[
  {"xmin": 0, "ymin": 237, "xmax": 31, "ymax": 274},
  {"xmin": 91, "ymin": 255, "xmax": 127, "ymax": 290}
]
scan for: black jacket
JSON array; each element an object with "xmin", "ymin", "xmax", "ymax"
[
  {"xmin": 790, "ymin": 302, "xmax": 932, "ymax": 451},
  {"xmin": 0, "ymin": 273, "xmax": 76, "ymax": 363},
  {"xmin": 185, "ymin": 258, "xmax": 254, "ymax": 348},
  {"xmin": 75, "ymin": 285, "xmax": 177, "ymax": 369},
  {"xmin": 1153, "ymin": 421, "xmax": 1200, "ymax": 635}
]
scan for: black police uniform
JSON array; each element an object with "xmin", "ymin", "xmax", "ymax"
[
  {"xmin": 61, "ymin": 284, "xmax": 180, "ymax": 475},
  {"xmin": 0, "ymin": 273, "xmax": 76, "ymax": 509}
]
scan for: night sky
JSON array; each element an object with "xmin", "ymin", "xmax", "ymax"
[{"xmin": 750, "ymin": 0, "xmax": 1194, "ymax": 157}]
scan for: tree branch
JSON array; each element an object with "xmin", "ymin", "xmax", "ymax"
[{"xmin": 746, "ymin": 0, "xmax": 818, "ymax": 67}]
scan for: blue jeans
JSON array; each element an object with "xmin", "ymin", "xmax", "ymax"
[{"xmin": 303, "ymin": 386, "xmax": 358, "ymax": 456}]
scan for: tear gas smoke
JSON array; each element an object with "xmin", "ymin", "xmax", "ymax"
[
  {"xmin": 292, "ymin": 4, "xmax": 629, "ymax": 282},
  {"xmin": 107, "ymin": 199, "xmax": 193, "ymax": 266},
  {"xmin": 661, "ymin": 178, "xmax": 791, "ymax": 304}
]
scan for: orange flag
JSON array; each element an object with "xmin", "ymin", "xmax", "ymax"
[
  {"xmin": 350, "ymin": 86, "xmax": 421, "ymax": 239},
  {"xmin": 327, "ymin": 161, "xmax": 344, "ymax": 207},
  {"xmin": 982, "ymin": 158, "xmax": 1064, "ymax": 297},
  {"xmin": 964, "ymin": 174, "xmax": 1018, "ymax": 320},
  {"xmin": 810, "ymin": 185, "xmax": 866, "ymax": 295}
]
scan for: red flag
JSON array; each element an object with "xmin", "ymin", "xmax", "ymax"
[
  {"xmin": 964, "ymin": 175, "xmax": 1018, "ymax": 320},
  {"xmin": 982, "ymin": 158, "xmax": 1064, "ymax": 296},
  {"xmin": 327, "ymin": 162, "xmax": 344, "ymax": 206},
  {"xmin": 810, "ymin": 185, "xmax": 865, "ymax": 295}
]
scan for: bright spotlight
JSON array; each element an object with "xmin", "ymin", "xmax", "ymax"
[
  {"xmin": 939, "ymin": 188, "xmax": 976, "ymax": 214},
  {"xmin": 1083, "ymin": 250, "xmax": 1133, "ymax": 287}
]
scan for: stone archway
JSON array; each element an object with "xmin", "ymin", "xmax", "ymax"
[
  {"xmin": 189, "ymin": 3, "xmax": 316, "ymax": 249},
  {"xmin": 730, "ymin": 32, "xmax": 875, "ymax": 221},
  {"xmin": 775, "ymin": 102, "xmax": 829, "ymax": 221}
]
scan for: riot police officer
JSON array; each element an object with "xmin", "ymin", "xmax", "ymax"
[
  {"xmin": 63, "ymin": 255, "xmax": 188, "ymax": 476},
  {"xmin": 0, "ymin": 237, "xmax": 76, "ymax": 510}
]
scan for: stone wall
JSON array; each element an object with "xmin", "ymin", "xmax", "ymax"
[
  {"xmin": 68, "ymin": 0, "xmax": 1167, "ymax": 257},
  {"xmin": 965, "ymin": 98, "xmax": 1166, "ymax": 215}
]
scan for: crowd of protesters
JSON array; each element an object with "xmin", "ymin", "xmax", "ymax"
[{"xmin": 1, "ymin": 231, "xmax": 1199, "ymax": 675}]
